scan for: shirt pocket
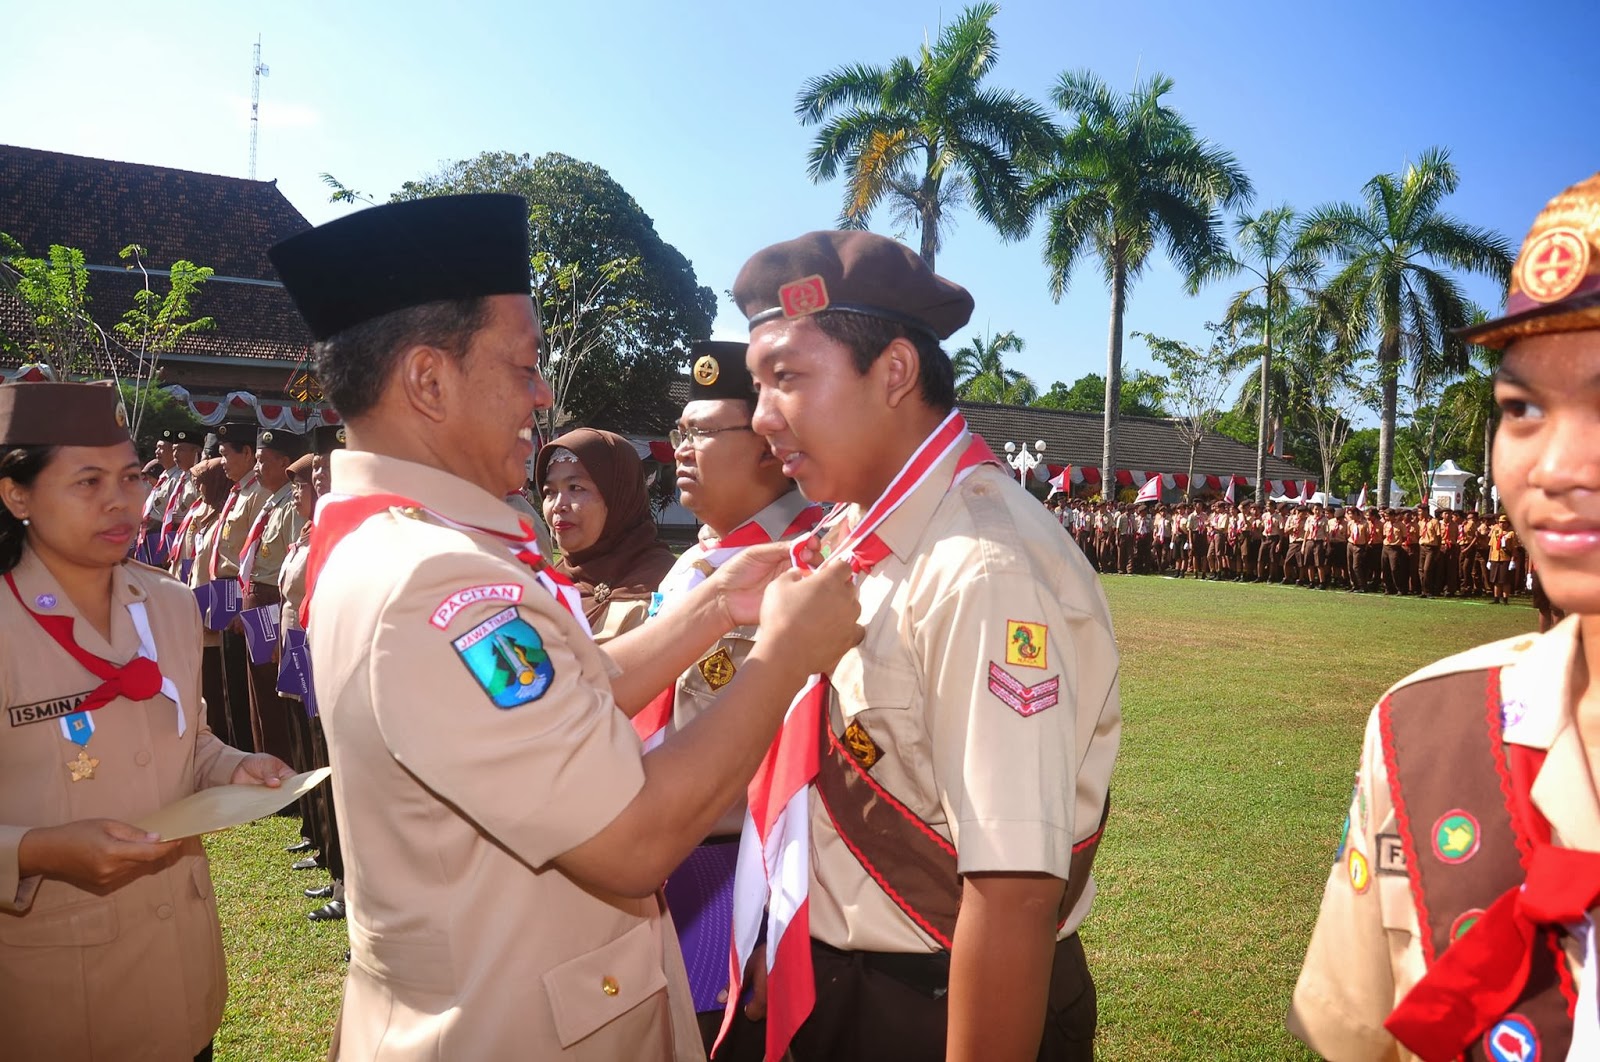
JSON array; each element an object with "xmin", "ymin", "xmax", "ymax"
[
  {"xmin": 541, "ymin": 919, "xmax": 668, "ymax": 1049},
  {"xmin": 0, "ymin": 893, "xmax": 119, "ymax": 947}
]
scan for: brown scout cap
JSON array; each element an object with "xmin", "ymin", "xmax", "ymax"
[
  {"xmin": 732, "ymin": 230, "xmax": 974, "ymax": 341},
  {"xmin": 0, "ymin": 382, "xmax": 131, "ymax": 448},
  {"xmin": 1460, "ymin": 172, "xmax": 1600, "ymax": 347},
  {"xmin": 287, "ymin": 453, "xmax": 316, "ymax": 480}
]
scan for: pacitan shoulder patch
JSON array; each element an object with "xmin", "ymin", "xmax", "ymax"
[
  {"xmin": 430, "ymin": 583, "xmax": 525, "ymax": 629},
  {"xmin": 451, "ymin": 607, "xmax": 554, "ymax": 708}
]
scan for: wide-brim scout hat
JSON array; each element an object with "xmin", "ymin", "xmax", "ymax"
[
  {"xmin": 311, "ymin": 423, "xmax": 347, "ymax": 455},
  {"xmin": 268, "ymin": 194, "xmax": 533, "ymax": 342},
  {"xmin": 1460, "ymin": 172, "xmax": 1600, "ymax": 347},
  {"xmin": 0, "ymin": 381, "xmax": 131, "ymax": 448},
  {"xmin": 256, "ymin": 428, "xmax": 309, "ymax": 460},
  {"xmin": 733, "ymin": 230, "xmax": 974, "ymax": 341},
  {"xmin": 688, "ymin": 340, "xmax": 754, "ymax": 401},
  {"xmin": 213, "ymin": 419, "xmax": 260, "ymax": 449}
]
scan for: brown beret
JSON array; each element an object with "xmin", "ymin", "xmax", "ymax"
[
  {"xmin": 1460, "ymin": 171, "xmax": 1600, "ymax": 347},
  {"xmin": 0, "ymin": 382, "xmax": 131, "ymax": 448},
  {"xmin": 287, "ymin": 453, "xmax": 316, "ymax": 480},
  {"xmin": 688, "ymin": 340, "xmax": 754, "ymax": 401},
  {"xmin": 732, "ymin": 231, "xmax": 974, "ymax": 341}
]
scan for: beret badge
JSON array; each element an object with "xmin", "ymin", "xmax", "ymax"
[
  {"xmin": 779, "ymin": 274, "xmax": 830, "ymax": 319},
  {"xmin": 692, "ymin": 355, "xmax": 720, "ymax": 386},
  {"xmin": 1521, "ymin": 227, "xmax": 1590, "ymax": 304}
]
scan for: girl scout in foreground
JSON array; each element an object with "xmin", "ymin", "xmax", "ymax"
[
  {"xmin": 0, "ymin": 381, "xmax": 294, "ymax": 1062},
  {"xmin": 1290, "ymin": 171, "xmax": 1600, "ymax": 1061}
]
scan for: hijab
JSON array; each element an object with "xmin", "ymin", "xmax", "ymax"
[{"xmin": 535, "ymin": 428, "xmax": 675, "ymax": 623}]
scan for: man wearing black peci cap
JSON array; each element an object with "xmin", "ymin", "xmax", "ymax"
[
  {"xmin": 207, "ymin": 418, "xmax": 268, "ymax": 751},
  {"xmin": 725, "ymin": 230, "xmax": 1120, "ymax": 1062},
  {"xmin": 268, "ymin": 194, "xmax": 860, "ymax": 1060}
]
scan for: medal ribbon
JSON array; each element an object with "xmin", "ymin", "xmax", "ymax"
[
  {"xmin": 3, "ymin": 572, "xmax": 185, "ymax": 739},
  {"xmin": 718, "ymin": 410, "xmax": 1000, "ymax": 1062}
]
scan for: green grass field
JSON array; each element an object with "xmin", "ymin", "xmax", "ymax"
[{"xmin": 204, "ymin": 578, "xmax": 1537, "ymax": 1060}]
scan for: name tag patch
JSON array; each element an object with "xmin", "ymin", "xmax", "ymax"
[
  {"xmin": 9, "ymin": 691, "xmax": 92, "ymax": 728},
  {"xmin": 451, "ymin": 607, "xmax": 554, "ymax": 708},
  {"xmin": 430, "ymin": 583, "xmax": 525, "ymax": 629}
]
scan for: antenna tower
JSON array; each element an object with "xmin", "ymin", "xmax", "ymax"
[{"xmin": 249, "ymin": 36, "xmax": 270, "ymax": 179}]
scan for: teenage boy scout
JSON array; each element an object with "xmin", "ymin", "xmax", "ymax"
[
  {"xmin": 1289, "ymin": 172, "xmax": 1600, "ymax": 1061},
  {"xmin": 267, "ymin": 194, "xmax": 861, "ymax": 1061},
  {"xmin": 240, "ymin": 427, "xmax": 308, "ymax": 767},
  {"xmin": 734, "ymin": 230, "xmax": 1121, "ymax": 1061}
]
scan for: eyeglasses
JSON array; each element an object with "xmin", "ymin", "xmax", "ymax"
[{"xmin": 668, "ymin": 424, "xmax": 754, "ymax": 449}]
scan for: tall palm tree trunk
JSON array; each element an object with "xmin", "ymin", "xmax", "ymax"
[
  {"xmin": 1376, "ymin": 343, "xmax": 1400, "ymax": 509},
  {"xmin": 1254, "ymin": 297, "xmax": 1272, "ymax": 503},
  {"xmin": 1482, "ymin": 414, "xmax": 1493, "ymax": 511},
  {"xmin": 1102, "ymin": 258, "xmax": 1126, "ymax": 498},
  {"xmin": 918, "ymin": 179, "xmax": 940, "ymax": 270}
]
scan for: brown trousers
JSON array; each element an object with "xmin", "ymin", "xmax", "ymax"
[
  {"xmin": 242, "ymin": 583, "xmax": 296, "ymax": 766},
  {"xmin": 779, "ymin": 934, "xmax": 1096, "ymax": 1062}
]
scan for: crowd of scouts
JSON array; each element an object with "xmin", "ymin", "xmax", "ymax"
[{"xmin": 0, "ymin": 168, "xmax": 1595, "ymax": 1062}]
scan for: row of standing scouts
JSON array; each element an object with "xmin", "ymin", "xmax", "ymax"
[{"xmin": 0, "ymin": 169, "xmax": 1597, "ymax": 1062}]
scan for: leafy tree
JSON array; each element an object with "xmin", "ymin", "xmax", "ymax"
[
  {"xmin": 1204, "ymin": 206, "xmax": 1323, "ymax": 501},
  {"xmin": 952, "ymin": 329, "xmax": 1035, "ymax": 403},
  {"xmin": 391, "ymin": 151, "xmax": 716, "ymax": 433},
  {"xmin": 1136, "ymin": 324, "xmax": 1235, "ymax": 497},
  {"xmin": 0, "ymin": 236, "xmax": 99, "ymax": 376},
  {"xmin": 114, "ymin": 244, "xmax": 215, "ymax": 438},
  {"xmin": 1299, "ymin": 148, "xmax": 1512, "ymax": 517},
  {"xmin": 1336, "ymin": 428, "xmax": 1380, "ymax": 500},
  {"xmin": 795, "ymin": 2, "xmax": 1057, "ymax": 269},
  {"xmin": 1031, "ymin": 370, "xmax": 1169, "ymax": 416},
  {"xmin": 1029, "ymin": 70, "xmax": 1252, "ymax": 489},
  {"xmin": 1437, "ymin": 308, "xmax": 1502, "ymax": 497},
  {"xmin": 1277, "ymin": 303, "xmax": 1373, "ymax": 503}
]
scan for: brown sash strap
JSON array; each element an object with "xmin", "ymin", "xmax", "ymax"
[
  {"xmin": 815, "ymin": 708, "xmax": 1107, "ymax": 951},
  {"xmin": 1382, "ymin": 667, "xmax": 1575, "ymax": 1061}
]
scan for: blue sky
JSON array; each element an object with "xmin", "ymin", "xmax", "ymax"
[{"xmin": 4, "ymin": 0, "xmax": 1597, "ymax": 399}]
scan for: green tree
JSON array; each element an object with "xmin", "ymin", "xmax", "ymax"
[
  {"xmin": 1205, "ymin": 206, "xmax": 1323, "ymax": 501},
  {"xmin": 114, "ymin": 244, "xmax": 216, "ymax": 438},
  {"xmin": 1437, "ymin": 308, "xmax": 1502, "ymax": 497},
  {"xmin": 1137, "ymin": 324, "xmax": 1235, "ymax": 497},
  {"xmin": 1029, "ymin": 70, "xmax": 1252, "ymax": 490},
  {"xmin": 0, "ymin": 236, "xmax": 98, "ymax": 376},
  {"xmin": 391, "ymin": 151, "xmax": 716, "ymax": 433},
  {"xmin": 1299, "ymin": 148, "xmax": 1512, "ymax": 518},
  {"xmin": 795, "ymin": 2, "xmax": 1057, "ymax": 269},
  {"xmin": 952, "ymin": 329, "xmax": 1035, "ymax": 403},
  {"xmin": 1031, "ymin": 370, "xmax": 1169, "ymax": 416}
]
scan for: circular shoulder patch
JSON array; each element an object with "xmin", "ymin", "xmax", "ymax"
[
  {"xmin": 692, "ymin": 354, "xmax": 720, "ymax": 386},
  {"xmin": 1449, "ymin": 907, "xmax": 1485, "ymax": 943},
  {"xmin": 1347, "ymin": 847, "xmax": 1371, "ymax": 893},
  {"xmin": 1483, "ymin": 1014, "xmax": 1540, "ymax": 1062},
  {"xmin": 1433, "ymin": 810, "xmax": 1481, "ymax": 864},
  {"xmin": 1520, "ymin": 227, "xmax": 1589, "ymax": 304}
]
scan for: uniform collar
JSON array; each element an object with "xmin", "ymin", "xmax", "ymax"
[
  {"xmin": 11, "ymin": 546, "xmax": 145, "ymax": 663},
  {"xmin": 329, "ymin": 450, "xmax": 524, "ymax": 538},
  {"xmin": 263, "ymin": 481, "xmax": 294, "ymax": 507},
  {"xmin": 750, "ymin": 489, "xmax": 813, "ymax": 541},
  {"xmin": 853, "ymin": 437, "xmax": 967, "ymax": 563}
]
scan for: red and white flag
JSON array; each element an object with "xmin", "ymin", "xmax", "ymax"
[
  {"xmin": 1356, "ymin": 483, "xmax": 1368, "ymax": 509},
  {"xmin": 1135, "ymin": 475, "xmax": 1160, "ymax": 503},
  {"xmin": 1224, "ymin": 476, "xmax": 1237, "ymax": 504},
  {"xmin": 1047, "ymin": 464, "xmax": 1069, "ymax": 499}
]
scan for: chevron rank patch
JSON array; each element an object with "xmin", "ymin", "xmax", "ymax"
[{"xmin": 987, "ymin": 662, "xmax": 1059, "ymax": 717}]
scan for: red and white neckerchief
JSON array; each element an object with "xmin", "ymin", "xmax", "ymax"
[
  {"xmin": 170, "ymin": 496, "xmax": 206, "ymax": 562},
  {"xmin": 158, "ymin": 471, "xmax": 191, "ymax": 545},
  {"xmin": 717, "ymin": 410, "xmax": 1000, "ymax": 1061},
  {"xmin": 208, "ymin": 471, "xmax": 258, "ymax": 580},
  {"xmin": 238, "ymin": 484, "xmax": 292, "ymax": 587},
  {"xmin": 300, "ymin": 492, "xmax": 588, "ymax": 636},
  {"xmin": 632, "ymin": 500, "xmax": 824, "ymax": 751}
]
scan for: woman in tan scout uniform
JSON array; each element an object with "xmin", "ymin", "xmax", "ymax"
[
  {"xmin": 0, "ymin": 381, "xmax": 294, "ymax": 1062},
  {"xmin": 1289, "ymin": 172, "xmax": 1600, "ymax": 1062}
]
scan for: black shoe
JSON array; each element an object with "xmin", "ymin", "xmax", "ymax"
[
  {"xmin": 285, "ymin": 839, "xmax": 313, "ymax": 854},
  {"xmin": 304, "ymin": 884, "xmax": 335, "ymax": 899},
  {"xmin": 291, "ymin": 857, "xmax": 321, "ymax": 871},
  {"xmin": 308, "ymin": 900, "xmax": 346, "ymax": 922},
  {"xmin": 343, "ymin": 949, "xmax": 351, "ymax": 963}
]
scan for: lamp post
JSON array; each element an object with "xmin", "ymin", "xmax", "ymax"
[{"xmin": 1004, "ymin": 439, "xmax": 1047, "ymax": 488}]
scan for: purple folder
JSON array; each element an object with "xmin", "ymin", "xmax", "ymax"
[
  {"xmin": 196, "ymin": 579, "xmax": 243, "ymax": 631},
  {"xmin": 662, "ymin": 840, "xmax": 740, "ymax": 1013},
  {"xmin": 239, "ymin": 604, "xmax": 282, "ymax": 665},
  {"xmin": 276, "ymin": 628, "xmax": 317, "ymax": 717}
]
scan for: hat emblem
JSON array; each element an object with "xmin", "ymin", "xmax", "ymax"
[
  {"xmin": 1520, "ymin": 227, "xmax": 1589, "ymax": 304},
  {"xmin": 693, "ymin": 355, "xmax": 721, "ymax": 386},
  {"xmin": 336, "ymin": 427, "xmax": 346, "ymax": 445},
  {"xmin": 779, "ymin": 274, "xmax": 830, "ymax": 318},
  {"xmin": 114, "ymin": 402, "xmax": 128, "ymax": 429},
  {"xmin": 261, "ymin": 431, "xmax": 274, "ymax": 445}
]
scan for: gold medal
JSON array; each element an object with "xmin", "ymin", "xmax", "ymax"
[{"xmin": 67, "ymin": 749, "xmax": 99, "ymax": 782}]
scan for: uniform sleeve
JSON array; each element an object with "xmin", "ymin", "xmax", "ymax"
[
  {"xmin": 920, "ymin": 564, "xmax": 1119, "ymax": 880},
  {"xmin": 0, "ymin": 639, "xmax": 41, "ymax": 911},
  {"xmin": 368, "ymin": 553, "xmax": 646, "ymax": 870},
  {"xmin": 1287, "ymin": 706, "xmax": 1404, "ymax": 1061}
]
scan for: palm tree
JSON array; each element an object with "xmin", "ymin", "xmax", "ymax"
[
  {"xmin": 1029, "ymin": 70, "xmax": 1252, "ymax": 491},
  {"xmin": 1206, "ymin": 206, "xmax": 1323, "ymax": 501},
  {"xmin": 1300, "ymin": 148, "xmax": 1512, "ymax": 512},
  {"xmin": 1439, "ymin": 308, "xmax": 1502, "ymax": 504},
  {"xmin": 952, "ymin": 329, "xmax": 1035, "ymax": 402},
  {"xmin": 795, "ymin": 2, "xmax": 1057, "ymax": 269}
]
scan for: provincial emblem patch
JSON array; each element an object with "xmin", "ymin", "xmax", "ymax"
[
  {"xmin": 842, "ymin": 719, "xmax": 882, "ymax": 769},
  {"xmin": 450, "ymin": 607, "xmax": 555, "ymax": 709},
  {"xmin": 1005, "ymin": 620, "xmax": 1048, "ymax": 669},
  {"xmin": 698, "ymin": 646, "xmax": 736, "ymax": 691}
]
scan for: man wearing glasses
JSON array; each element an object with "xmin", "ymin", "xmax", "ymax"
[{"xmin": 643, "ymin": 339, "xmax": 823, "ymax": 1058}]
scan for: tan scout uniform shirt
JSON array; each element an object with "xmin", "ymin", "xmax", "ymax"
[
  {"xmin": 0, "ymin": 548, "xmax": 249, "ymax": 1061},
  {"xmin": 211, "ymin": 472, "xmax": 267, "ymax": 580},
  {"xmin": 809, "ymin": 451, "xmax": 1121, "ymax": 953},
  {"xmin": 311, "ymin": 451, "xmax": 702, "ymax": 1062},
  {"xmin": 665, "ymin": 490, "xmax": 814, "ymax": 839},
  {"xmin": 279, "ymin": 526, "xmax": 311, "ymax": 635},
  {"xmin": 247, "ymin": 482, "xmax": 305, "ymax": 587},
  {"xmin": 1289, "ymin": 615, "xmax": 1596, "ymax": 1061}
]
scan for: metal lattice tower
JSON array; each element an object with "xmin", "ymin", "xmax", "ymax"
[{"xmin": 248, "ymin": 36, "xmax": 270, "ymax": 179}]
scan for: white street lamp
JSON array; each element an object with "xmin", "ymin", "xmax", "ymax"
[{"xmin": 1004, "ymin": 439, "xmax": 1047, "ymax": 487}]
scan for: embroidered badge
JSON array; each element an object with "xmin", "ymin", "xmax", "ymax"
[
  {"xmin": 987, "ymin": 662, "xmax": 1060, "ymax": 717},
  {"xmin": 1520, "ymin": 227, "xmax": 1588, "ymax": 304},
  {"xmin": 1483, "ymin": 1014, "xmax": 1540, "ymax": 1062},
  {"xmin": 67, "ymin": 748, "xmax": 99, "ymax": 782},
  {"xmin": 842, "ymin": 719, "xmax": 882, "ymax": 769},
  {"xmin": 698, "ymin": 646, "xmax": 736, "ymax": 691},
  {"xmin": 1450, "ymin": 907, "xmax": 1485, "ymax": 943},
  {"xmin": 693, "ymin": 354, "xmax": 721, "ymax": 386},
  {"xmin": 1346, "ymin": 847, "xmax": 1370, "ymax": 894},
  {"xmin": 778, "ymin": 274, "xmax": 829, "ymax": 318},
  {"xmin": 1376, "ymin": 834, "xmax": 1407, "ymax": 875},
  {"xmin": 35, "ymin": 593, "xmax": 56, "ymax": 609},
  {"xmin": 8, "ymin": 692, "xmax": 91, "ymax": 728},
  {"xmin": 1005, "ymin": 620, "xmax": 1049, "ymax": 669},
  {"xmin": 450, "ymin": 607, "xmax": 554, "ymax": 709},
  {"xmin": 429, "ymin": 583, "xmax": 525, "ymax": 629},
  {"xmin": 1432, "ymin": 810, "xmax": 1480, "ymax": 865},
  {"xmin": 1500, "ymin": 697, "xmax": 1528, "ymax": 730}
]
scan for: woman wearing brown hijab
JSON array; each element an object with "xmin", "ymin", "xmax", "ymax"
[{"xmin": 535, "ymin": 428, "xmax": 675, "ymax": 643}]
